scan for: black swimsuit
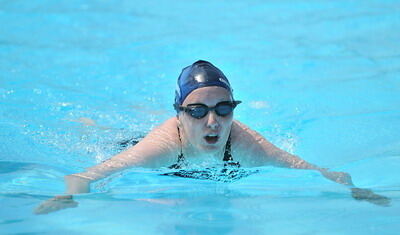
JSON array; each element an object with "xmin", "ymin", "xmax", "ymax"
[
  {"xmin": 116, "ymin": 127, "xmax": 252, "ymax": 182},
  {"xmin": 161, "ymin": 127, "xmax": 257, "ymax": 182}
]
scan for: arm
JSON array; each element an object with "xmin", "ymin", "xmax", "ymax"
[
  {"xmin": 232, "ymin": 120, "xmax": 391, "ymax": 206},
  {"xmin": 232, "ymin": 120, "xmax": 328, "ymax": 172},
  {"xmin": 35, "ymin": 118, "xmax": 180, "ymax": 214},
  {"xmin": 66, "ymin": 117, "xmax": 180, "ymax": 192}
]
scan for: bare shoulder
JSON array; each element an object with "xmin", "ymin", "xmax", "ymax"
[
  {"xmin": 140, "ymin": 117, "xmax": 180, "ymax": 147},
  {"xmin": 121, "ymin": 117, "xmax": 180, "ymax": 167},
  {"xmin": 231, "ymin": 119, "xmax": 265, "ymax": 144},
  {"xmin": 147, "ymin": 117, "xmax": 179, "ymax": 138},
  {"xmin": 230, "ymin": 120, "xmax": 276, "ymax": 166}
]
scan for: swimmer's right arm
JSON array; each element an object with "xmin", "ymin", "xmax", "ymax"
[
  {"xmin": 64, "ymin": 117, "xmax": 180, "ymax": 190},
  {"xmin": 34, "ymin": 157, "xmax": 130, "ymax": 215},
  {"xmin": 34, "ymin": 118, "xmax": 180, "ymax": 214},
  {"xmin": 34, "ymin": 155, "xmax": 132, "ymax": 215}
]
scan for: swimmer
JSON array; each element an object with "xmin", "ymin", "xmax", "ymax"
[{"xmin": 35, "ymin": 60, "xmax": 390, "ymax": 214}]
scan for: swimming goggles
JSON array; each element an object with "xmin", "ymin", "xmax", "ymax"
[{"xmin": 174, "ymin": 101, "xmax": 241, "ymax": 119}]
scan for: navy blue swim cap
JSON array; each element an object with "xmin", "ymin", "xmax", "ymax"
[{"xmin": 174, "ymin": 60, "xmax": 233, "ymax": 106}]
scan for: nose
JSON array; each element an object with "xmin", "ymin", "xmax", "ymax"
[{"xmin": 206, "ymin": 111, "xmax": 219, "ymax": 130}]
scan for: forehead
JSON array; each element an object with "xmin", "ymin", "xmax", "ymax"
[{"xmin": 183, "ymin": 86, "xmax": 232, "ymax": 105}]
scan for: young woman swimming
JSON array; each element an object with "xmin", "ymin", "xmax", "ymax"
[{"xmin": 35, "ymin": 60, "xmax": 390, "ymax": 214}]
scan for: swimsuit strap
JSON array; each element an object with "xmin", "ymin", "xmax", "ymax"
[
  {"xmin": 169, "ymin": 126, "xmax": 184, "ymax": 169},
  {"xmin": 177, "ymin": 125, "xmax": 184, "ymax": 159},
  {"xmin": 222, "ymin": 133, "xmax": 233, "ymax": 161},
  {"xmin": 223, "ymin": 132, "xmax": 240, "ymax": 168}
]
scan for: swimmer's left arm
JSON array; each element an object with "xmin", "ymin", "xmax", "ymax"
[
  {"xmin": 257, "ymin": 141, "xmax": 355, "ymax": 186},
  {"xmin": 233, "ymin": 120, "xmax": 353, "ymax": 185},
  {"xmin": 269, "ymin": 150, "xmax": 392, "ymax": 206},
  {"xmin": 264, "ymin": 147, "xmax": 355, "ymax": 186},
  {"xmin": 233, "ymin": 120, "xmax": 391, "ymax": 206}
]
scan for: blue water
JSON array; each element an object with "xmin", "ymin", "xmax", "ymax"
[{"xmin": 1, "ymin": 0, "xmax": 400, "ymax": 234}]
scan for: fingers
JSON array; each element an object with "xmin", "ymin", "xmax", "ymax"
[
  {"xmin": 34, "ymin": 197, "xmax": 78, "ymax": 215},
  {"xmin": 351, "ymin": 187, "xmax": 391, "ymax": 207}
]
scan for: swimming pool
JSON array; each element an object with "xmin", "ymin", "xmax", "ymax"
[{"xmin": 1, "ymin": 0, "xmax": 399, "ymax": 234}]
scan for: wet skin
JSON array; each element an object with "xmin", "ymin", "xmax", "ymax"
[{"xmin": 177, "ymin": 86, "xmax": 234, "ymax": 157}]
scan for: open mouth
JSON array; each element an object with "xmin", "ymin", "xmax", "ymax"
[{"xmin": 204, "ymin": 134, "xmax": 219, "ymax": 144}]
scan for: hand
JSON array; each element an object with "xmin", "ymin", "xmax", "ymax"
[
  {"xmin": 351, "ymin": 187, "xmax": 391, "ymax": 207},
  {"xmin": 34, "ymin": 195, "xmax": 78, "ymax": 215},
  {"xmin": 319, "ymin": 169, "xmax": 354, "ymax": 186}
]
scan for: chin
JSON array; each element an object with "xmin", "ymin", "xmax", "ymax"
[{"xmin": 199, "ymin": 144, "xmax": 223, "ymax": 153}]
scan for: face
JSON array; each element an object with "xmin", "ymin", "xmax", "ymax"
[{"xmin": 178, "ymin": 86, "xmax": 234, "ymax": 154}]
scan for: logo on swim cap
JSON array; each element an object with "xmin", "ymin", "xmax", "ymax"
[
  {"xmin": 218, "ymin": 77, "xmax": 231, "ymax": 89},
  {"xmin": 175, "ymin": 82, "xmax": 181, "ymax": 98}
]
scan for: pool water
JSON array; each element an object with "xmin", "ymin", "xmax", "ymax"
[{"xmin": 1, "ymin": 0, "xmax": 400, "ymax": 234}]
